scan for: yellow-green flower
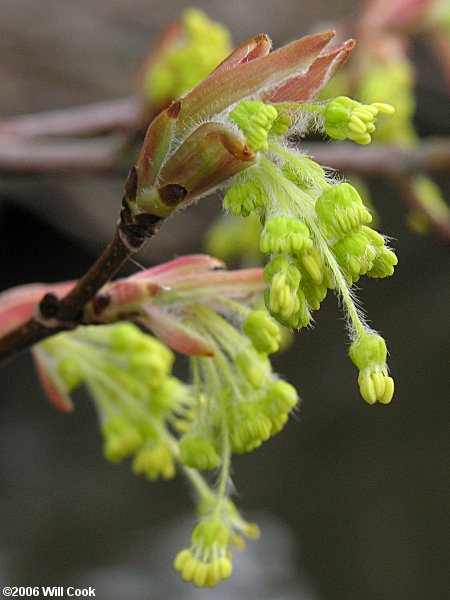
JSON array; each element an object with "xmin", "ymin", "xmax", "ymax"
[
  {"xmin": 324, "ymin": 96, "xmax": 395, "ymax": 144},
  {"xmin": 132, "ymin": 442, "xmax": 176, "ymax": 480},
  {"xmin": 174, "ymin": 519, "xmax": 232, "ymax": 587},
  {"xmin": 349, "ymin": 333, "xmax": 394, "ymax": 404}
]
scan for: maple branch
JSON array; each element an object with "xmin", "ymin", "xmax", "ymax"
[
  {"xmin": 0, "ymin": 187, "xmax": 164, "ymax": 363},
  {"xmin": 0, "ymin": 97, "xmax": 139, "ymax": 138},
  {"xmin": 305, "ymin": 138, "xmax": 450, "ymax": 176},
  {"xmin": 1, "ymin": 133, "xmax": 449, "ymax": 176},
  {"xmin": 0, "ymin": 137, "xmax": 119, "ymax": 174}
]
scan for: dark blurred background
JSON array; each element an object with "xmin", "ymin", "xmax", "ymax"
[{"xmin": 0, "ymin": 1, "xmax": 449, "ymax": 599}]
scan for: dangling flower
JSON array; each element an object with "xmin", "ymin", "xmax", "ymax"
[
  {"xmin": 174, "ymin": 519, "xmax": 233, "ymax": 587},
  {"xmin": 323, "ymin": 96, "xmax": 395, "ymax": 144},
  {"xmin": 349, "ymin": 333, "xmax": 394, "ymax": 404},
  {"xmin": 174, "ymin": 503, "xmax": 260, "ymax": 587}
]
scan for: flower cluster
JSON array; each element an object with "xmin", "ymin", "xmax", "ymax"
[
  {"xmin": 223, "ymin": 97, "xmax": 397, "ymax": 403},
  {"xmin": 34, "ymin": 323, "xmax": 189, "ymax": 479},
  {"xmin": 31, "ymin": 255, "xmax": 297, "ymax": 587},
  {"xmin": 7, "ymin": 26, "xmax": 401, "ymax": 589},
  {"xmin": 85, "ymin": 256, "xmax": 298, "ymax": 451},
  {"xmin": 178, "ymin": 306, "xmax": 297, "ymax": 460}
]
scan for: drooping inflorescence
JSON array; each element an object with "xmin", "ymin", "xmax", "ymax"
[
  {"xmin": 224, "ymin": 98, "xmax": 397, "ymax": 404},
  {"xmin": 32, "ymin": 256, "xmax": 297, "ymax": 587}
]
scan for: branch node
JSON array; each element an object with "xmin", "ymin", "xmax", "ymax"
[
  {"xmin": 39, "ymin": 293, "xmax": 60, "ymax": 318},
  {"xmin": 32, "ymin": 293, "xmax": 81, "ymax": 331},
  {"xmin": 118, "ymin": 203, "xmax": 164, "ymax": 251}
]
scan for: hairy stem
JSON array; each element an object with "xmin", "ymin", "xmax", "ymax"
[{"xmin": 307, "ymin": 218, "xmax": 367, "ymax": 339}]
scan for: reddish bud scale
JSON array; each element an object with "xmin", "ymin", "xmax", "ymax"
[
  {"xmin": 158, "ymin": 122, "xmax": 255, "ymax": 201},
  {"xmin": 0, "ymin": 282, "xmax": 74, "ymax": 338},
  {"xmin": 129, "ymin": 255, "xmax": 225, "ymax": 281},
  {"xmin": 176, "ymin": 30, "xmax": 336, "ymax": 133},
  {"xmin": 33, "ymin": 347, "xmax": 74, "ymax": 413},
  {"xmin": 130, "ymin": 29, "xmax": 357, "ymax": 229},
  {"xmin": 202, "ymin": 34, "xmax": 272, "ymax": 81},
  {"xmin": 88, "ymin": 280, "xmax": 161, "ymax": 322},
  {"xmin": 266, "ymin": 39, "xmax": 356, "ymax": 103},
  {"xmin": 136, "ymin": 100, "xmax": 181, "ymax": 190}
]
